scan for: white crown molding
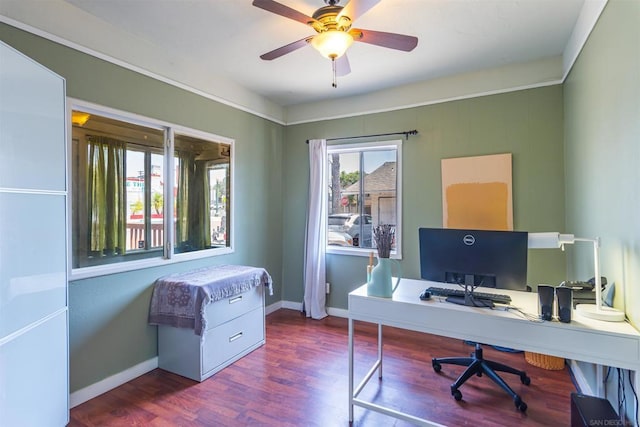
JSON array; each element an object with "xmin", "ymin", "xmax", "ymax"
[
  {"xmin": 284, "ymin": 57, "xmax": 564, "ymax": 125},
  {"xmin": 0, "ymin": 12, "xmax": 286, "ymax": 125},
  {"xmin": 562, "ymin": 0, "xmax": 608, "ymax": 81},
  {"xmin": 1, "ymin": 0, "xmax": 606, "ymax": 126},
  {"xmin": 284, "ymin": 0, "xmax": 607, "ymax": 125}
]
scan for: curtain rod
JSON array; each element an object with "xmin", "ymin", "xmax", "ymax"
[{"xmin": 306, "ymin": 129, "xmax": 418, "ymax": 143}]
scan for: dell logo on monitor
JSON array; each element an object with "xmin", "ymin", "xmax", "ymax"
[{"xmin": 463, "ymin": 234, "xmax": 476, "ymax": 246}]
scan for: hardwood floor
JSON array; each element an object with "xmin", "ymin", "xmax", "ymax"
[{"xmin": 69, "ymin": 309, "xmax": 575, "ymax": 426}]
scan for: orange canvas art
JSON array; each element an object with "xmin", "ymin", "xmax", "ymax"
[{"xmin": 441, "ymin": 153, "xmax": 513, "ymax": 231}]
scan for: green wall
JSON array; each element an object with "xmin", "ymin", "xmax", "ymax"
[
  {"xmin": 564, "ymin": 0, "xmax": 639, "ymax": 327},
  {"xmin": 11, "ymin": 3, "xmax": 633, "ymax": 400},
  {"xmin": 1, "ymin": 23, "xmax": 284, "ymax": 392},
  {"xmin": 283, "ymin": 86, "xmax": 568, "ymax": 310},
  {"xmin": 564, "ymin": 0, "xmax": 639, "ymax": 418}
]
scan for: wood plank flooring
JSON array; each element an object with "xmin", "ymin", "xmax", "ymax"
[{"xmin": 69, "ymin": 309, "xmax": 575, "ymax": 426}]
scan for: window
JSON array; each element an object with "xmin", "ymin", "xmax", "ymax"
[
  {"xmin": 326, "ymin": 140, "xmax": 402, "ymax": 257},
  {"xmin": 173, "ymin": 132, "xmax": 230, "ymax": 254},
  {"xmin": 70, "ymin": 102, "xmax": 233, "ymax": 275}
]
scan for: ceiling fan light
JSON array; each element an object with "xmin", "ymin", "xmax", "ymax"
[{"xmin": 310, "ymin": 30, "xmax": 353, "ymax": 59}]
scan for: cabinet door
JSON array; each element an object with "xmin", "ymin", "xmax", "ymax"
[
  {"xmin": 0, "ymin": 311, "xmax": 68, "ymax": 427},
  {"xmin": 0, "ymin": 192, "xmax": 67, "ymax": 337},
  {"xmin": 0, "ymin": 41, "xmax": 68, "ymax": 426},
  {"xmin": 0, "ymin": 41, "xmax": 66, "ymax": 192}
]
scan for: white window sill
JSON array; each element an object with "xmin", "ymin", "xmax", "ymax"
[
  {"xmin": 326, "ymin": 246, "xmax": 402, "ymax": 260},
  {"xmin": 70, "ymin": 246, "xmax": 234, "ymax": 280}
]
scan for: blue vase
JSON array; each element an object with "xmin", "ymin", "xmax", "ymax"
[{"xmin": 367, "ymin": 257, "xmax": 401, "ymax": 298}]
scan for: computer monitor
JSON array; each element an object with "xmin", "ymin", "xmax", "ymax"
[{"xmin": 419, "ymin": 227, "xmax": 528, "ymax": 291}]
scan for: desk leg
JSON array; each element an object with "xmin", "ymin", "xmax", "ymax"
[
  {"xmin": 377, "ymin": 323, "xmax": 383, "ymax": 379},
  {"xmin": 348, "ymin": 317, "xmax": 354, "ymax": 424}
]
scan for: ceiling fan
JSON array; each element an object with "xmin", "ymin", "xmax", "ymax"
[{"xmin": 252, "ymin": 0, "xmax": 418, "ymax": 87}]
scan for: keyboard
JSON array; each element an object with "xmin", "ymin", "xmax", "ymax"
[{"xmin": 425, "ymin": 286, "xmax": 512, "ymax": 304}]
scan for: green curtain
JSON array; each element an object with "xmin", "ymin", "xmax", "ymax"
[
  {"xmin": 87, "ymin": 135, "xmax": 127, "ymax": 255},
  {"xmin": 175, "ymin": 154, "xmax": 191, "ymax": 246},
  {"xmin": 176, "ymin": 153, "xmax": 211, "ymax": 251}
]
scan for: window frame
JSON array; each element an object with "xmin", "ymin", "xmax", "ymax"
[
  {"xmin": 325, "ymin": 139, "xmax": 402, "ymax": 259},
  {"xmin": 68, "ymin": 98, "xmax": 235, "ymax": 280}
]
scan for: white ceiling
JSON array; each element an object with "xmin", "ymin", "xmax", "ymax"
[{"xmin": 1, "ymin": 0, "xmax": 604, "ymax": 124}]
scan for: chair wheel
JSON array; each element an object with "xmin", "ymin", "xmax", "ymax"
[
  {"xmin": 451, "ymin": 388, "xmax": 462, "ymax": 401},
  {"xmin": 520, "ymin": 373, "xmax": 531, "ymax": 385},
  {"xmin": 432, "ymin": 360, "xmax": 441, "ymax": 373},
  {"xmin": 515, "ymin": 397, "xmax": 527, "ymax": 412}
]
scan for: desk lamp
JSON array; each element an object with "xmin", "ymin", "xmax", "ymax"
[{"xmin": 528, "ymin": 232, "xmax": 625, "ymax": 322}]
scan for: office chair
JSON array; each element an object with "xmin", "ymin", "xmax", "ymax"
[{"xmin": 432, "ymin": 342, "xmax": 531, "ymax": 412}]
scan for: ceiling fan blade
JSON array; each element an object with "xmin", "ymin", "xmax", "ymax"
[
  {"xmin": 335, "ymin": 55, "xmax": 351, "ymax": 76},
  {"xmin": 338, "ymin": 0, "xmax": 381, "ymax": 22},
  {"xmin": 252, "ymin": 0, "xmax": 320, "ymax": 27},
  {"xmin": 350, "ymin": 28, "xmax": 418, "ymax": 52},
  {"xmin": 260, "ymin": 37, "xmax": 312, "ymax": 60}
]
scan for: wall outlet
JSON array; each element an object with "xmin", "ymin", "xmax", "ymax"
[{"xmin": 326, "ymin": 282, "xmax": 330, "ymax": 294}]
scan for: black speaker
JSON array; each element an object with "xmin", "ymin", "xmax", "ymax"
[
  {"xmin": 570, "ymin": 393, "xmax": 618, "ymax": 426},
  {"xmin": 538, "ymin": 285, "xmax": 554, "ymax": 321},
  {"xmin": 556, "ymin": 286, "xmax": 573, "ymax": 323}
]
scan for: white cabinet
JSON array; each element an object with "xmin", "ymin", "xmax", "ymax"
[
  {"xmin": 0, "ymin": 41, "xmax": 68, "ymax": 426},
  {"xmin": 158, "ymin": 285, "xmax": 265, "ymax": 382},
  {"xmin": 0, "ymin": 312, "xmax": 68, "ymax": 426}
]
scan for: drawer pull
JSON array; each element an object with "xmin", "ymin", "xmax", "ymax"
[
  {"xmin": 229, "ymin": 332, "xmax": 243, "ymax": 342},
  {"xmin": 229, "ymin": 296, "xmax": 243, "ymax": 304}
]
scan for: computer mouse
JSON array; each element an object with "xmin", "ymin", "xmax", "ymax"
[{"xmin": 419, "ymin": 290, "xmax": 431, "ymax": 300}]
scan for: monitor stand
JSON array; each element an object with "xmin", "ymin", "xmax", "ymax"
[{"xmin": 446, "ymin": 277, "xmax": 495, "ymax": 308}]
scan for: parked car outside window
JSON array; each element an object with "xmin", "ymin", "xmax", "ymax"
[
  {"xmin": 328, "ymin": 213, "xmax": 372, "ymax": 247},
  {"xmin": 327, "ymin": 230, "xmax": 354, "ymax": 247}
]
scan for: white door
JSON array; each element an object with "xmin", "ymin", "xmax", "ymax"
[{"xmin": 0, "ymin": 41, "xmax": 69, "ymax": 426}]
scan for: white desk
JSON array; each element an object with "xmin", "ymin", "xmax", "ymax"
[{"xmin": 348, "ymin": 278, "xmax": 640, "ymax": 426}]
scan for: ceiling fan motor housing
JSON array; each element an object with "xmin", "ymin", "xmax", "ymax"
[{"xmin": 311, "ymin": 5, "xmax": 352, "ymax": 33}]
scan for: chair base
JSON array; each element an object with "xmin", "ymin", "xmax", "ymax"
[{"xmin": 432, "ymin": 343, "xmax": 530, "ymax": 412}]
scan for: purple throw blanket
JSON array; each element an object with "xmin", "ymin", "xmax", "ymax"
[{"xmin": 148, "ymin": 265, "xmax": 273, "ymax": 336}]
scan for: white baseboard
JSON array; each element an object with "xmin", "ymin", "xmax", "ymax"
[
  {"xmin": 267, "ymin": 300, "xmax": 347, "ymax": 319},
  {"xmin": 327, "ymin": 306, "xmax": 348, "ymax": 318},
  {"xmin": 70, "ymin": 306, "xmax": 591, "ymax": 411},
  {"xmin": 275, "ymin": 301, "xmax": 348, "ymax": 318},
  {"xmin": 69, "ymin": 357, "xmax": 158, "ymax": 408},
  {"xmin": 569, "ymin": 359, "xmax": 593, "ymax": 395},
  {"xmin": 281, "ymin": 300, "xmax": 303, "ymax": 311},
  {"xmin": 265, "ymin": 300, "xmax": 283, "ymax": 315},
  {"xmin": 71, "ymin": 303, "xmax": 293, "ymax": 407}
]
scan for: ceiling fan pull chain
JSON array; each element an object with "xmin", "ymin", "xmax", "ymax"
[{"xmin": 332, "ymin": 57, "xmax": 337, "ymax": 88}]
